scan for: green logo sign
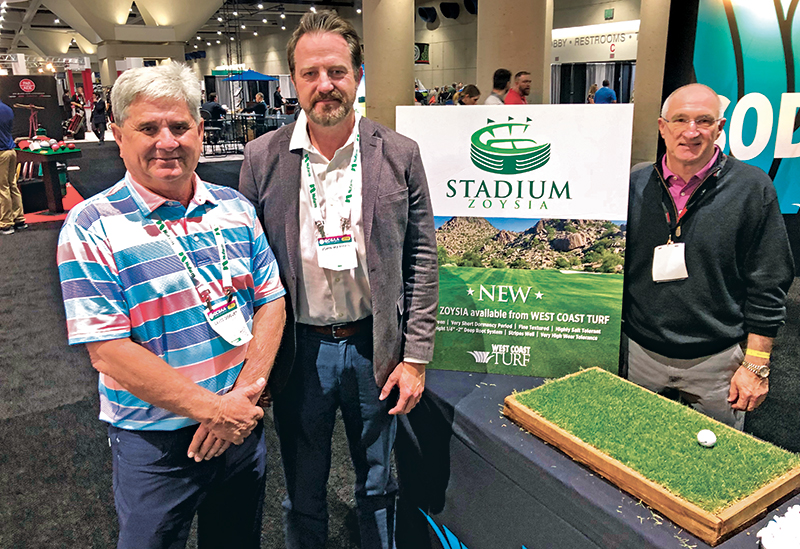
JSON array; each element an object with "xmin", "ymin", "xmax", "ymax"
[{"xmin": 470, "ymin": 118, "xmax": 551, "ymax": 175}]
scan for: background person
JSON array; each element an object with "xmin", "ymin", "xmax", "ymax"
[
  {"xmin": 504, "ymin": 71, "xmax": 531, "ymax": 104},
  {"xmin": 90, "ymin": 91, "xmax": 107, "ymax": 144},
  {"xmin": 57, "ymin": 62, "xmax": 287, "ymax": 548},
  {"xmin": 623, "ymin": 83, "xmax": 793, "ymax": 430},
  {"xmin": 587, "ymin": 83, "xmax": 599, "ymax": 104},
  {"xmin": 594, "ymin": 80, "xmax": 617, "ymax": 103},
  {"xmin": 484, "ymin": 68, "xmax": 511, "ymax": 105},
  {"xmin": 458, "ymin": 84, "xmax": 481, "ymax": 105},
  {"xmin": 239, "ymin": 10, "xmax": 438, "ymax": 549},
  {"xmin": 0, "ymin": 97, "xmax": 25, "ymax": 235},
  {"xmin": 201, "ymin": 92, "xmax": 227, "ymax": 120}
]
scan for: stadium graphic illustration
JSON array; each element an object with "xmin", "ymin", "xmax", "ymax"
[{"xmin": 469, "ymin": 118, "xmax": 551, "ymax": 175}]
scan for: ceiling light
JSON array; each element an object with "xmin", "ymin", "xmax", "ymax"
[
  {"xmin": 230, "ymin": 36, "xmax": 234, "ymax": 41},
  {"xmin": 1, "ymin": 2, "xmax": 6, "ymax": 8},
  {"xmin": 253, "ymin": 32, "xmax": 258, "ymax": 36},
  {"xmin": 217, "ymin": 16, "xmax": 223, "ymax": 22},
  {"xmin": 206, "ymin": 42, "xmax": 211, "ymax": 46},
  {"xmin": 217, "ymin": 30, "xmax": 222, "ymax": 34},
  {"xmin": 241, "ymin": 24, "xmax": 246, "ymax": 29},
  {"xmin": 310, "ymin": 5, "xmax": 316, "ymax": 13},
  {"xmin": 38, "ymin": 68, "xmax": 44, "ymax": 73},
  {"xmin": 280, "ymin": 12, "xmax": 286, "ymax": 19},
  {"xmin": 356, "ymin": 8, "xmax": 361, "ymax": 14},
  {"xmin": 281, "ymin": 25, "xmax": 286, "ymax": 30},
  {"xmin": 257, "ymin": 3, "xmax": 263, "ymax": 9},
  {"xmin": 216, "ymin": 40, "xmax": 220, "ymax": 43},
  {"xmin": 262, "ymin": 18, "xmax": 267, "ymax": 23},
  {"xmin": 197, "ymin": 36, "xmax": 201, "ymax": 40},
  {"xmin": 54, "ymin": 18, "xmax": 59, "ymax": 23},
  {"xmin": 46, "ymin": 63, "xmax": 53, "ymax": 70},
  {"xmin": 232, "ymin": 11, "xmax": 238, "ymax": 16},
  {"xmin": 194, "ymin": 45, "xmax": 197, "ymax": 48}
]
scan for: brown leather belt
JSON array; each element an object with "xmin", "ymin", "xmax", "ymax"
[{"xmin": 300, "ymin": 316, "xmax": 372, "ymax": 339}]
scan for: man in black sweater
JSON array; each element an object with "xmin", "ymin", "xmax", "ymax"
[{"xmin": 623, "ymin": 83, "xmax": 793, "ymax": 430}]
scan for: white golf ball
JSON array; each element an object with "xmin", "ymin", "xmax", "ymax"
[{"xmin": 697, "ymin": 429, "xmax": 717, "ymax": 448}]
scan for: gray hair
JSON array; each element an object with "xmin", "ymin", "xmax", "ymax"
[
  {"xmin": 661, "ymin": 83, "xmax": 725, "ymax": 119},
  {"xmin": 111, "ymin": 63, "xmax": 202, "ymax": 126}
]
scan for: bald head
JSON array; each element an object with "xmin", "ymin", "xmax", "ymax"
[{"xmin": 661, "ymin": 84, "xmax": 724, "ymax": 120}]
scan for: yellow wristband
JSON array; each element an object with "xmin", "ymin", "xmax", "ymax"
[{"xmin": 745, "ymin": 349, "xmax": 771, "ymax": 359}]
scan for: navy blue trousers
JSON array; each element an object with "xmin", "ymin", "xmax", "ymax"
[
  {"xmin": 274, "ymin": 326, "xmax": 398, "ymax": 549},
  {"xmin": 109, "ymin": 422, "xmax": 266, "ymax": 549}
]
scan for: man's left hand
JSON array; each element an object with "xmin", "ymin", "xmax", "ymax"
[
  {"xmin": 380, "ymin": 361, "xmax": 425, "ymax": 415},
  {"xmin": 728, "ymin": 367, "xmax": 769, "ymax": 412},
  {"xmin": 187, "ymin": 424, "xmax": 231, "ymax": 462}
]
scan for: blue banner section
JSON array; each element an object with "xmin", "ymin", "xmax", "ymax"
[{"xmin": 694, "ymin": 0, "xmax": 800, "ymax": 212}]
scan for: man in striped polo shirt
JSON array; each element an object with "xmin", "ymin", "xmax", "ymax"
[{"xmin": 57, "ymin": 63, "xmax": 286, "ymax": 548}]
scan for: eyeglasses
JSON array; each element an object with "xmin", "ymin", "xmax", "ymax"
[{"xmin": 661, "ymin": 116, "xmax": 721, "ymax": 131}]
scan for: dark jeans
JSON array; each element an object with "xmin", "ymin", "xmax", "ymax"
[
  {"xmin": 109, "ymin": 422, "xmax": 267, "ymax": 549},
  {"xmin": 274, "ymin": 325, "xmax": 398, "ymax": 549}
]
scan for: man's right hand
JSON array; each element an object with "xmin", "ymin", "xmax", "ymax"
[{"xmin": 204, "ymin": 377, "xmax": 266, "ymax": 444}]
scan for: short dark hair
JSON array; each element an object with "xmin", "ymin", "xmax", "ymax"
[
  {"xmin": 492, "ymin": 68, "xmax": 512, "ymax": 90},
  {"xmin": 209, "ymin": 92, "xmax": 217, "ymax": 101},
  {"xmin": 287, "ymin": 10, "xmax": 362, "ymax": 76},
  {"xmin": 462, "ymin": 84, "xmax": 480, "ymax": 98},
  {"xmin": 603, "ymin": 80, "xmax": 610, "ymax": 87}
]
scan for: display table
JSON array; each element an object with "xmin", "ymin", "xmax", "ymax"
[
  {"xmin": 395, "ymin": 369, "xmax": 800, "ymax": 549},
  {"xmin": 16, "ymin": 148, "xmax": 81, "ymax": 213}
]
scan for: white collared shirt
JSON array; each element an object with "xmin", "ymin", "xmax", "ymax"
[{"xmin": 290, "ymin": 110, "xmax": 372, "ymax": 325}]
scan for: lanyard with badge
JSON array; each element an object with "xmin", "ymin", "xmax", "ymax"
[
  {"xmin": 153, "ymin": 218, "xmax": 253, "ymax": 346},
  {"xmin": 303, "ymin": 134, "xmax": 360, "ymax": 271},
  {"xmin": 651, "ymin": 193, "xmax": 689, "ymax": 283}
]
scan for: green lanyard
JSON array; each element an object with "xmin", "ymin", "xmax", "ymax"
[
  {"xmin": 153, "ymin": 218, "xmax": 233, "ymax": 308},
  {"xmin": 303, "ymin": 133, "xmax": 360, "ymax": 238}
]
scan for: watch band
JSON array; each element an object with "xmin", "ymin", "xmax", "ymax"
[{"xmin": 741, "ymin": 359, "xmax": 770, "ymax": 378}]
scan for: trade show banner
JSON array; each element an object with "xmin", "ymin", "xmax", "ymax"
[
  {"xmin": 396, "ymin": 105, "xmax": 633, "ymax": 378},
  {"xmin": 0, "ymin": 76, "xmax": 62, "ymax": 140},
  {"xmin": 694, "ymin": 0, "xmax": 800, "ymax": 213}
]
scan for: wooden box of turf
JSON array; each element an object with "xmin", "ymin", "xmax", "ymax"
[{"xmin": 503, "ymin": 368, "xmax": 800, "ymax": 546}]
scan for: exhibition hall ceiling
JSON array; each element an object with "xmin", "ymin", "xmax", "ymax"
[{"xmin": 0, "ymin": 0, "xmax": 356, "ymax": 58}]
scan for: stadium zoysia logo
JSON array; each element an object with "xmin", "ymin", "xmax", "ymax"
[{"xmin": 470, "ymin": 118, "xmax": 550, "ymax": 175}]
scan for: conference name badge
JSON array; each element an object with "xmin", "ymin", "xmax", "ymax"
[
  {"xmin": 204, "ymin": 297, "xmax": 253, "ymax": 347},
  {"xmin": 317, "ymin": 234, "xmax": 357, "ymax": 271},
  {"xmin": 652, "ymin": 243, "xmax": 689, "ymax": 283}
]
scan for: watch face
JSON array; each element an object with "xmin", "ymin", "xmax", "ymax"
[{"xmin": 758, "ymin": 365, "xmax": 770, "ymax": 377}]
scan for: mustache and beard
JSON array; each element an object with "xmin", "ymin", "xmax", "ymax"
[{"xmin": 305, "ymin": 89, "xmax": 353, "ymax": 127}]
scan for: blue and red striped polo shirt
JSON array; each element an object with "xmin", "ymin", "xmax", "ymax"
[{"xmin": 57, "ymin": 173, "xmax": 285, "ymax": 430}]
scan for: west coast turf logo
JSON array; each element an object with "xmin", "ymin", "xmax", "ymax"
[
  {"xmin": 470, "ymin": 117, "xmax": 550, "ymax": 175},
  {"xmin": 468, "ymin": 345, "xmax": 531, "ymax": 367}
]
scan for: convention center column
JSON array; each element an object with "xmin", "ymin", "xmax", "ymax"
[
  {"xmin": 476, "ymin": 0, "xmax": 552, "ymax": 104},
  {"xmin": 630, "ymin": 0, "xmax": 672, "ymax": 165},
  {"xmin": 362, "ymin": 0, "xmax": 414, "ymax": 129}
]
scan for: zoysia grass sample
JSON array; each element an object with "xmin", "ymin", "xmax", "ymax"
[{"xmin": 514, "ymin": 368, "xmax": 800, "ymax": 513}]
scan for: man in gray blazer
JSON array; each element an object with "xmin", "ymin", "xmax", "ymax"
[{"xmin": 238, "ymin": 11, "xmax": 438, "ymax": 549}]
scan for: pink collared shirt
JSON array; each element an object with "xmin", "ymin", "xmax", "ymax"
[{"xmin": 661, "ymin": 147, "xmax": 719, "ymax": 220}]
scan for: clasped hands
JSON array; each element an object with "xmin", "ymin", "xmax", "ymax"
[{"xmin": 187, "ymin": 377, "xmax": 266, "ymax": 462}]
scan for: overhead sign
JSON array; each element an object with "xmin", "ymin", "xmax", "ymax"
[{"xmin": 551, "ymin": 20, "xmax": 639, "ymax": 63}]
